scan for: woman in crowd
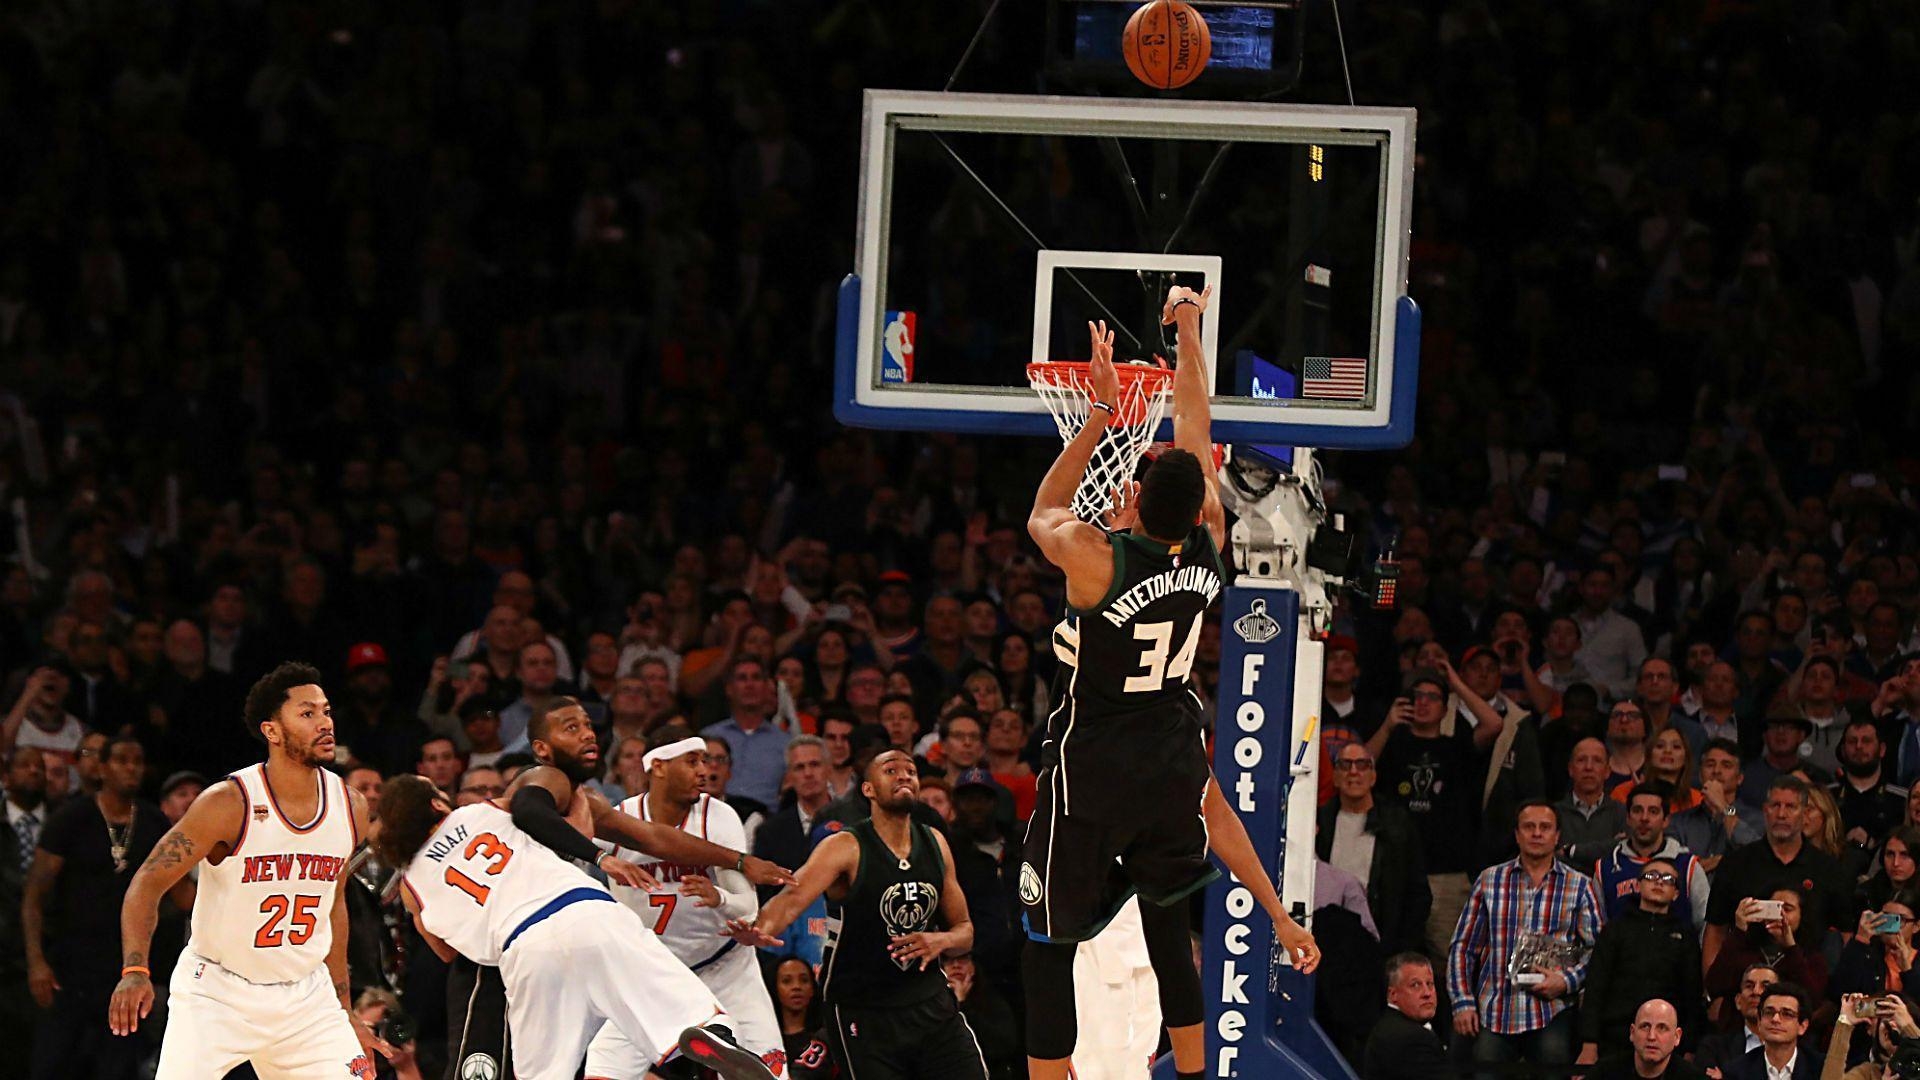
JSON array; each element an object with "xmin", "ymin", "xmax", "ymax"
[
  {"xmin": 770, "ymin": 956, "xmax": 837, "ymax": 1079},
  {"xmin": 1611, "ymin": 726, "xmax": 1700, "ymax": 813},
  {"xmin": 993, "ymin": 631, "xmax": 1049, "ymax": 723},
  {"xmin": 1862, "ymin": 826, "xmax": 1920, "ymax": 913}
]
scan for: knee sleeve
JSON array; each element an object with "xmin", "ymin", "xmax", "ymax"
[
  {"xmin": 1023, "ymin": 938, "xmax": 1080, "ymax": 1060},
  {"xmin": 1139, "ymin": 896, "xmax": 1204, "ymax": 1029}
]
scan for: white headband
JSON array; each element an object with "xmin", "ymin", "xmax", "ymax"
[{"xmin": 643, "ymin": 736, "xmax": 709, "ymax": 772}]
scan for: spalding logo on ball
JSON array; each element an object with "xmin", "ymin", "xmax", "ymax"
[{"xmin": 1123, "ymin": 0, "xmax": 1213, "ymax": 90}]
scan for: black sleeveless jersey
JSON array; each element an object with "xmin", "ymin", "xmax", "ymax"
[
  {"xmin": 1043, "ymin": 526, "xmax": 1224, "ymax": 821},
  {"xmin": 819, "ymin": 818, "xmax": 950, "ymax": 1007}
]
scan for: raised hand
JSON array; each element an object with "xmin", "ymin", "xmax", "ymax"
[{"xmin": 1087, "ymin": 321, "xmax": 1120, "ymax": 408}]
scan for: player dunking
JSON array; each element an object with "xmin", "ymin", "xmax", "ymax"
[
  {"xmin": 590, "ymin": 732, "xmax": 785, "ymax": 1078},
  {"xmin": 109, "ymin": 661, "xmax": 391, "ymax": 1079},
  {"xmin": 727, "ymin": 750, "xmax": 988, "ymax": 1080},
  {"xmin": 1021, "ymin": 289, "xmax": 1320, "ymax": 1080}
]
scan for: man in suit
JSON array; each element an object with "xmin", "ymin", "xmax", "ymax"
[
  {"xmin": 1735, "ymin": 983, "xmax": 1822, "ymax": 1079},
  {"xmin": 750, "ymin": 735, "xmax": 835, "ymax": 901},
  {"xmin": 1694, "ymin": 963, "xmax": 1774, "ymax": 1077},
  {"xmin": 1318, "ymin": 742, "xmax": 1433, "ymax": 955},
  {"xmin": 1362, "ymin": 952, "xmax": 1450, "ymax": 1080}
]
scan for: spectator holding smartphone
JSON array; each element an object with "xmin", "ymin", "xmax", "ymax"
[
  {"xmin": 1824, "ymin": 993, "xmax": 1920, "ymax": 1080},
  {"xmin": 1831, "ymin": 895, "xmax": 1920, "ymax": 1001},
  {"xmin": 1706, "ymin": 890, "xmax": 1830, "ymax": 1012}
]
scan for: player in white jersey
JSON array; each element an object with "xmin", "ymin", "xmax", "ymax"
[
  {"xmin": 589, "ymin": 732, "xmax": 784, "ymax": 1078},
  {"xmin": 110, "ymin": 662, "xmax": 391, "ymax": 1079},
  {"xmin": 376, "ymin": 773, "xmax": 778, "ymax": 1080}
]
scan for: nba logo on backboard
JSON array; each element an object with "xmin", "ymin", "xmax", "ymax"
[{"xmin": 881, "ymin": 310, "xmax": 915, "ymax": 384}]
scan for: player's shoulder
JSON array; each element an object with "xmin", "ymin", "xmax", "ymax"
[{"xmin": 699, "ymin": 792, "xmax": 744, "ymax": 828}]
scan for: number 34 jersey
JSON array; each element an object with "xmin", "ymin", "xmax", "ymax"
[
  {"xmin": 401, "ymin": 801, "xmax": 610, "ymax": 965},
  {"xmin": 1046, "ymin": 526, "xmax": 1224, "ymax": 822}
]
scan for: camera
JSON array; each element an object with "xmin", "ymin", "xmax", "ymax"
[{"xmin": 377, "ymin": 1009, "xmax": 415, "ymax": 1048}]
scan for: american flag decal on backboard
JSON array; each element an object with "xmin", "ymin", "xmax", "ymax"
[{"xmin": 1302, "ymin": 356, "xmax": 1367, "ymax": 400}]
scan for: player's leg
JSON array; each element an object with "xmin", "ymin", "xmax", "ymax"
[
  {"xmin": 698, "ymin": 947, "xmax": 784, "ymax": 1066},
  {"xmin": 583, "ymin": 1021, "xmax": 648, "ymax": 1080},
  {"xmin": 905, "ymin": 994, "xmax": 991, "ymax": 1080},
  {"xmin": 564, "ymin": 903, "xmax": 772, "ymax": 1078},
  {"xmin": 151, "ymin": 960, "xmax": 267, "ymax": 1080},
  {"xmin": 497, "ymin": 923, "xmax": 605, "ymax": 1080},
  {"xmin": 827, "ymin": 1002, "xmax": 917, "ymax": 1080},
  {"xmin": 1121, "ymin": 807, "xmax": 1218, "ymax": 1078},
  {"xmin": 1020, "ymin": 784, "xmax": 1134, "ymax": 1079},
  {"xmin": 447, "ymin": 957, "xmax": 514, "ymax": 1080},
  {"xmin": 238, "ymin": 968, "xmax": 371, "ymax": 1080}
]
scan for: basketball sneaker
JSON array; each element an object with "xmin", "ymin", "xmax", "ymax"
[{"xmin": 676, "ymin": 1023, "xmax": 776, "ymax": 1079}]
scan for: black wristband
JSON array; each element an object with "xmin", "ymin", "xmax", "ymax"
[
  {"xmin": 733, "ymin": 852, "xmax": 746, "ymax": 874},
  {"xmin": 1172, "ymin": 298, "xmax": 1200, "ymax": 315},
  {"xmin": 1089, "ymin": 400, "xmax": 1116, "ymax": 417}
]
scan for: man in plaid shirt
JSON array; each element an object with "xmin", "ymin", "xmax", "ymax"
[{"xmin": 1447, "ymin": 799, "xmax": 1603, "ymax": 1073}]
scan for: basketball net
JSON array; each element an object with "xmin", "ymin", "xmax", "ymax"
[{"xmin": 1027, "ymin": 361, "xmax": 1174, "ymax": 524}]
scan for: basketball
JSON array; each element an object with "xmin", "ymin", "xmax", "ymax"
[{"xmin": 1122, "ymin": 0, "xmax": 1212, "ymax": 90}]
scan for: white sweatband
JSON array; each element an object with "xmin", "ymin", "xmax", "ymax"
[{"xmin": 642, "ymin": 736, "xmax": 709, "ymax": 772}]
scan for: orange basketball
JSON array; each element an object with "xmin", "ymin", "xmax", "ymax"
[{"xmin": 1122, "ymin": 0, "xmax": 1212, "ymax": 90}]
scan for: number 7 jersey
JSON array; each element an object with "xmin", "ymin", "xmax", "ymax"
[
  {"xmin": 400, "ymin": 801, "xmax": 610, "ymax": 965},
  {"xmin": 1045, "ymin": 525, "xmax": 1224, "ymax": 821}
]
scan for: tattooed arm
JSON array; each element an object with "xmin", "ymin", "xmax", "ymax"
[{"xmin": 109, "ymin": 781, "xmax": 242, "ymax": 1036}]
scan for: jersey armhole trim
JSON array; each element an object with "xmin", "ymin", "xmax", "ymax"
[
  {"xmin": 846, "ymin": 825, "xmax": 867, "ymax": 902},
  {"xmin": 919, "ymin": 823, "xmax": 947, "ymax": 886},
  {"xmin": 1087, "ymin": 534, "xmax": 1129, "ymax": 612},
  {"xmin": 400, "ymin": 874, "xmax": 425, "ymax": 913},
  {"xmin": 227, "ymin": 772, "xmax": 251, "ymax": 859},
  {"xmin": 344, "ymin": 773, "xmax": 362, "ymax": 848}
]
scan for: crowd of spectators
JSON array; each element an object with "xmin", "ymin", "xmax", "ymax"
[{"xmin": 1, "ymin": 0, "xmax": 1919, "ymax": 1078}]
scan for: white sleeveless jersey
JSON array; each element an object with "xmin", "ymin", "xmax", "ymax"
[
  {"xmin": 602, "ymin": 793, "xmax": 744, "ymax": 968},
  {"xmin": 189, "ymin": 764, "xmax": 359, "ymax": 984},
  {"xmin": 401, "ymin": 801, "xmax": 609, "ymax": 966}
]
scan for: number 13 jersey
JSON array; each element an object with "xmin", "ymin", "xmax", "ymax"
[
  {"xmin": 1045, "ymin": 526, "xmax": 1224, "ymax": 822},
  {"xmin": 400, "ymin": 801, "xmax": 610, "ymax": 965}
]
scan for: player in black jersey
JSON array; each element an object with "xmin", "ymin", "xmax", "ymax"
[
  {"xmin": 1022, "ymin": 290, "xmax": 1320, "ymax": 1080},
  {"xmin": 725, "ymin": 750, "xmax": 987, "ymax": 1080}
]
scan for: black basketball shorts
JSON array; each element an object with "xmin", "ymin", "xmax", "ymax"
[
  {"xmin": 1018, "ymin": 763, "xmax": 1218, "ymax": 943},
  {"xmin": 446, "ymin": 957, "xmax": 512, "ymax": 1080},
  {"xmin": 828, "ymin": 990, "xmax": 989, "ymax": 1080}
]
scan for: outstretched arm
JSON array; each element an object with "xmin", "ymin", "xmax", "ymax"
[
  {"xmin": 111, "ymin": 781, "xmax": 243, "ymax": 1035},
  {"xmin": 1029, "ymin": 322, "xmax": 1123, "ymax": 605},
  {"xmin": 1164, "ymin": 286, "xmax": 1225, "ymax": 550},
  {"xmin": 582, "ymin": 787, "xmax": 795, "ymax": 889},
  {"xmin": 727, "ymin": 831, "xmax": 860, "ymax": 947},
  {"xmin": 1203, "ymin": 773, "xmax": 1320, "ymax": 973}
]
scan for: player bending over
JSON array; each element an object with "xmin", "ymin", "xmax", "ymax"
[
  {"xmin": 379, "ymin": 697, "xmax": 795, "ymax": 1080},
  {"xmin": 1021, "ymin": 290, "xmax": 1319, "ymax": 1080}
]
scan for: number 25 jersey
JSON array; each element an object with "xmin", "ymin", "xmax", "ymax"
[
  {"xmin": 401, "ymin": 801, "xmax": 610, "ymax": 965},
  {"xmin": 189, "ymin": 764, "xmax": 358, "ymax": 984},
  {"xmin": 1046, "ymin": 526, "xmax": 1224, "ymax": 821}
]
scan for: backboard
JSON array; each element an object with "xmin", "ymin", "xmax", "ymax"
[{"xmin": 833, "ymin": 89, "xmax": 1420, "ymax": 450}]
